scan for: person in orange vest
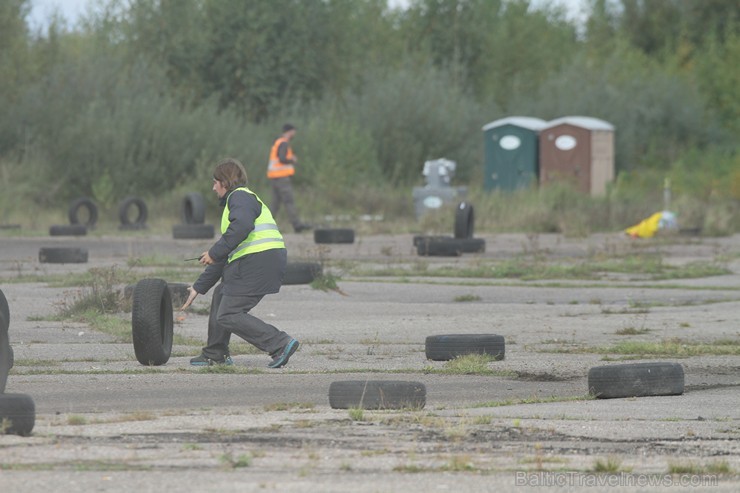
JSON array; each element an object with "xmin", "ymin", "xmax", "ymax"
[{"xmin": 267, "ymin": 124, "xmax": 311, "ymax": 233}]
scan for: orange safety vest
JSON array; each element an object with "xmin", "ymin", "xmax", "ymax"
[{"xmin": 267, "ymin": 137, "xmax": 296, "ymax": 179}]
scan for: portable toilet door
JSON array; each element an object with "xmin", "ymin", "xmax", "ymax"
[
  {"xmin": 482, "ymin": 117, "xmax": 547, "ymax": 192},
  {"xmin": 539, "ymin": 116, "xmax": 615, "ymax": 195}
]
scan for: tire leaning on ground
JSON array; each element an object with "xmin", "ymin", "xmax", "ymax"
[
  {"xmin": 454, "ymin": 201, "xmax": 474, "ymax": 239},
  {"xmin": 328, "ymin": 380, "xmax": 426, "ymax": 410},
  {"xmin": 38, "ymin": 247, "xmax": 88, "ymax": 264},
  {"xmin": 0, "ymin": 393, "xmax": 35, "ymax": 436},
  {"xmin": 118, "ymin": 196, "xmax": 148, "ymax": 230},
  {"xmin": 0, "ymin": 287, "xmax": 9, "ymax": 326},
  {"xmin": 314, "ymin": 228, "xmax": 355, "ymax": 244},
  {"xmin": 0, "ymin": 310, "xmax": 12, "ymax": 394},
  {"xmin": 425, "ymin": 334, "xmax": 505, "ymax": 361},
  {"xmin": 283, "ymin": 262, "xmax": 322, "ymax": 285},
  {"xmin": 49, "ymin": 224, "xmax": 87, "ymax": 236},
  {"xmin": 182, "ymin": 192, "xmax": 206, "ymax": 224},
  {"xmin": 172, "ymin": 224, "xmax": 215, "ymax": 239},
  {"xmin": 131, "ymin": 279, "xmax": 173, "ymax": 366},
  {"xmin": 588, "ymin": 362, "xmax": 685, "ymax": 399},
  {"xmin": 68, "ymin": 197, "xmax": 98, "ymax": 229}
]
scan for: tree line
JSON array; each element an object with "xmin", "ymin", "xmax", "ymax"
[{"xmin": 0, "ymin": 0, "xmax": 737, "ymax": 210}]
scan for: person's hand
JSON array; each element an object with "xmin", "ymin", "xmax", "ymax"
[
  {"xmin": 181, "ymin": 286, "xmax": 198, "ymax": 310},
  {"xmin": 199, "ymin": 251, "xmax": 214, "ymax": 265}
]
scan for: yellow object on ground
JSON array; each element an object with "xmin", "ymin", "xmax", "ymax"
[{"xmin": 625, "ymin": 212, "xmax": 664, "ymax": 238}]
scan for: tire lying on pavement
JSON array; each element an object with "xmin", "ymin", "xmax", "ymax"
[
  {"xmin": 182, "ymin": 192, "xmax": 206, "ymax": 224},
  {"xmin": 118, "ymin": 196, "xmax": 148, "ymax": 230},
  {"xmin": 314, "ymin": 228, "xmax": 355, "ymax": 244},
  {"xmin": 588, "ymin": 362, "xmax": 685, "ymax": 399},
  {"xmin": 425, "ymin": 334, "xmax": 505, "ymax": 361},
  {"xmin": 283, "ymin": 262, "xmax": 322, "ymax": 285},
  {"xmin": 0, "ymin": 393, "xmax": 35, "ymax": 436},
  {"xmin": 131, "ymin": 279, "xmax": 173, "ymax": 366},
  {"xmin": 454, "ymin": 201, "xmax": 474, "ymax": 239},
  {"xmin": 49, "ymin": 224, "xmax": 87, "ymax": 236},
  {"xmin": 172, "ymin": 223, "xmax": 215, "ymax": 239},
  {"xmin": 38, "ymin": 247, "xmax": 88, "ymax": 264},
  {"xmin": 329, "ymin": 380, "xmax": 426, "ymax": 410},
  {"xmin": 68, "ymin": 197, "xmax": 98, "ymax": 229},
  {"xmin": 415, "ymin": 236, "xmax": 485, "ymax": 256}
]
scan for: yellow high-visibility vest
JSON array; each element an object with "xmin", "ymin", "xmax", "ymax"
[{"xmin": 223, "ymin": 187, "xmax": 285, "ymax": 263}]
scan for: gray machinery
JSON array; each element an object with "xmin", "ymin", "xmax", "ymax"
[{"xmin": 412, "ymin": 158, "xmax": 467, "ymax": 219}]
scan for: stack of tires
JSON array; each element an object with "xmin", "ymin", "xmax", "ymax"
[
  {"xmin": 0, "ymin": 288, "xmax": 36, "ymax": 436},
  {"xmin": 42, "ymin": 197, "xmax": 92, "ymax": 264},
  {"xmin": 49, "ymin": 197, "xmax": 97, "ymax": 236},
  {"xmin": 173, "ymin": 192, "xmax": 214, "ymax": 239},
  {"xmin": 415, "ymin": 202, "xmax": 486, "ymax": 256}
]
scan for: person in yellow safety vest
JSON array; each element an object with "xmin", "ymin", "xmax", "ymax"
[
  {"xmin": 267, "ymin": 123, "xmax": 311, "ymax": 233},
  {"xmin": 181, "ymin": 158, "xmax": 299, "ymax": 369}
]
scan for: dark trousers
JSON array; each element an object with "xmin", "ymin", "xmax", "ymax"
[
  {"xmin": 270, "ymin": 176, "xmax": 302, "ymax": 230},
  {"xmin": 201, "ymin": 284, "xmax": 291, "ymax": 359}
]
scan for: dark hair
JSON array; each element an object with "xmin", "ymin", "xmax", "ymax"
[
  {"xmin": 282, "ymin": 123, "xmax": 295, "ymax": 133},
  {"xmin": 213, "ymin": 158, "xmax": 248, "ymax": 190}
]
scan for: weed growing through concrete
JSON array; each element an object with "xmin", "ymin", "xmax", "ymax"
[
  {"xmin": 310, "ymin": 273, "xmax": 346, "ymax": 295},
  {"xmin": 263, "ymin": 402, "xmax": 315, "ymax": 412},
  {"xmin": 453, "ymin": 294, "xmax": 482, "ymax": 302},
  {"xmin": 592, "ymin": 456, "xmax": 630, "ymax": 473},
  {"xmin": 437, "ymin": 354, "xmax": 498, "ymax": 375},
  {"xmin": 542, "ymin": 338, "xmax": 740, "ymax": 357},
  {"xmin": 444, "ymin": 454, "xmax": 475, "ymax": 471},
  {"xmin": 668, "ymin": 460, "xmax": 732, "ymax": 475},
  {"xmin": 220, "ymin": 452, "xmax": 251, "ymax": 469},
  {"xmin": 67, "ymin": 415, "xmax": 87, "ymax": 426},
  {"xmin": 348, "ymin": 408, "xmax": 365, "ymax": 421},
  {"xmin": 472, "ymin": 394, "xmax": 593, "ymax": 408},
  {"xmin": 615, "ymin": 326, "xmax": 651, "ymax": 335}
]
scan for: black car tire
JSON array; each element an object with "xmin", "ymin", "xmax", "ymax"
[
  {"xmin": 38, "ymin": 247, "xmax": 88, "ymax": 264},
  {"xmin": 131, "ymin": 279, "xmax": 173, "ymax": 366},
  {"xmin": 588, "ymin": 362, "xmax": 685, "ymax": 399},
  {"xmin": 0, "ymin": 393, "xmax": 35, "ymax": 436},
  {"xmin": 49, "ymin": 224, "xmax": 87, "ymax": 236},
  {"xmin": 329, "ymin": 380, "xmax": 426, "ymax": 410},
  {"xmin": 454, "ymin": 201, "xmax": 474, "ymax": 239},
  {"xmin": 183, "ymin": 192, "xmax": 206, "ymax": 224},
  {"xmin": 68, "ymin": 197, "xmax": 98, "ymax": 229},
  {"xmin": 425, "ymin": 334, "xmax": 505, "ymax": 361},
  {"xmin": 283, "ymin": 262, "xmax": 322, "ymax": 285},
  {"xmin": 314, "ymin": 228, "xmax": 355, "ymax": 244}
]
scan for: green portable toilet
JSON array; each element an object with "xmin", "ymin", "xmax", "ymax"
[{"xmin": 482, "ymin": 117, "xmax": 547, "ymax": 191}]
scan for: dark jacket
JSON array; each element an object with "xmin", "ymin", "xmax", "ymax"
[{"xmin": 193, "ymin": 188, "xmax": 286, "ymax": 297}]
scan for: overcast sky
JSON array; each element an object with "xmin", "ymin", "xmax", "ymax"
[{"xmin": 28, "ymin": 0, "xmax": 588, "ymax": 30}]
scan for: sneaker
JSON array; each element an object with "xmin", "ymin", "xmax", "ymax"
[
  {"xmin": 267, "ymin": 339, "xmax": 299, "ymax": 368},
  {"xmin": 190, "ymin": 354, "xmax": 234, "ymax": 366}
]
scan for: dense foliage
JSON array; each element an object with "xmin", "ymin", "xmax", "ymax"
[{"xmin": 0, "ymin": 0, "xmax": 737, "ymax": 231}]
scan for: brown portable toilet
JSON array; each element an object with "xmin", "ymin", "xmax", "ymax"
[{"xmin": 539, "ymin": 116, "xmax": 615, "ymax": 195}]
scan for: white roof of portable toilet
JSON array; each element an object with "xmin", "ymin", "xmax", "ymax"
[
  {"xmin": 543, "ymin": 116, "xmax": 614, "ymax": 131},
  {"xmin": 482, "ymin": 116, "xmax": 548, "ymax": 132}
]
